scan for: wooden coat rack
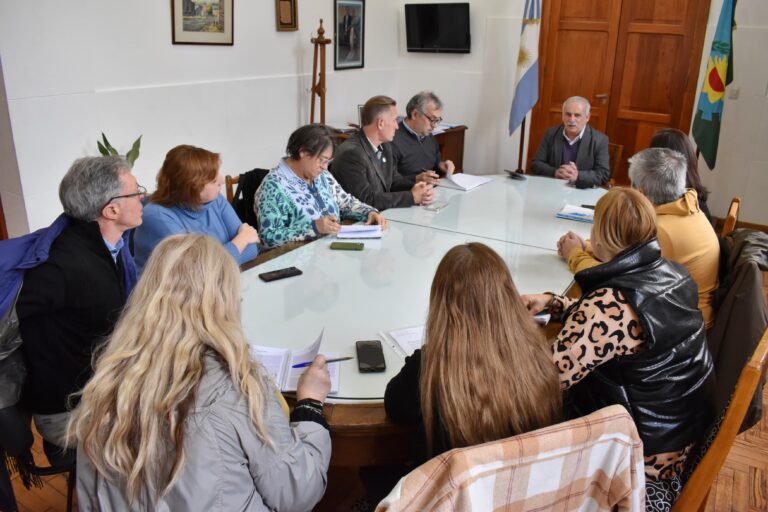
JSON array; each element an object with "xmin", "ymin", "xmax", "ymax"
[{"xmin": 310, "ymin": 19, "xmax": 331, "ymax": 124}]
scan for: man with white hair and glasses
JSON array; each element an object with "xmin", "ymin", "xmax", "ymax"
[
  {"xmin": 15, "ymin": 156, "xmax": 144, "ymax": 456},
  {"xmin": 391, "ymin": 91, "xmax": 455, "ymax": 185},
  {"xmin": 531, "ymin": 96, "xmax": 610, "ymax": 188}
]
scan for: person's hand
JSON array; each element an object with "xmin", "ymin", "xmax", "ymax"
[
  {"xmin": 366, "ymin": 211, "xmax": 389, "ymax": 230},
  {"xmin": 314, "ymin": 215, "xmax": 341, "ymax": 235},
  {"xmin": 412, "ymin": 182, "xmax": 434, "ymax": 205},
  {"xmin": 555, "ymin": 162, "xmax": 579, "ymax": 182},
  {"xmin": 232, "ymin": 223, "xmax": 260, "ymax": 253},
  {"xmin": 439, "ymin": 160, "xmax": 455, "ymax": 176},
  {"xmin": 521, "ymin": 293, "xmax": 553, "ymax": 315},
  {"xmin": 557, "ymin": 231, "xmax": 586, "ymax": 259},
  {"xmin": 296, "ymin": 355, "xmax": 331, "ymax": 403},
  {"xmin": 415, "ymin": 170, "xmax": 441, "ymax": 185}
]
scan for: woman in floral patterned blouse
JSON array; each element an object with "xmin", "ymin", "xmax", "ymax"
[{"xmin": 255, "ymin": 124, "xmax": 387, "ymax": 248}]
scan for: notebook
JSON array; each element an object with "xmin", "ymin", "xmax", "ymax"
[
  {"xmin": 439, "ymin": 173, "xmax": 493, "ymax": 191},
  {"xmin": 250, "ymin": 330, "xmax": 340, "ymax": 393},
  {"xmin": 555, "ymin": 204, "xmax": 594, "ymax": 223},
  {"xmin": 337, "ymin": 225, "xmax": 382, "ymax": 239}
]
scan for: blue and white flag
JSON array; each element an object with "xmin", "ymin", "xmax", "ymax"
[{"xmin": 508, "ymin": 0, "xmax": 542, "ymax": 135}]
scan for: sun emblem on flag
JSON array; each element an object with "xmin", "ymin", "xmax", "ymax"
[{"xmin": 702, "ymin": 54, "xmax": 728, "ymax": 105}]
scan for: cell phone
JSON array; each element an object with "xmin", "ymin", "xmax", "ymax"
[
  {"xmin": 258, "ymin": 266, "xmax": 302, "ymax": 282},
  {"xmin": 355, "ymin": 340, "xmax": 386, "ymax": 373},
  {"xmin": 330, "ymin": 241, "xmax": 364, "ymax": 251},
  {"xmin": 504, "ymin": 169, "xmax": 527, "ymax": 181}
]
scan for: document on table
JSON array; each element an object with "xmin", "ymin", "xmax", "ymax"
[
  {"xmin": 555, "ymin": 204, "xmax": 594, "ymax": 223},
  {"xmin": 250, "ymin": 329, "xmax": 339, "ymax": 393},
  {"xmin": 439, "ymin": 173, "xmax": 493, "ymax": 191},
  {"xmin": 337, "ymin": 225, "xmax": 382, "ymax": 239},
  {"xmin": 383, "ymin": 325, "xmax": 425, "ymax": 358}
]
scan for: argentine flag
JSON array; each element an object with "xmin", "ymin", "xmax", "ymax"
[{"xmin": 508, "ymin": 0, "xmax": 541, "ymax": 135}]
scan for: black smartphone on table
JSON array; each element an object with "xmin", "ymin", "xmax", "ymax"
[
  {"xmin": 355, "ymin": 340, "xmax": 386, "ymax": 373},
  {"xmin": 258, "ymin": 266, "xmax": 302, "ymax": 282}
]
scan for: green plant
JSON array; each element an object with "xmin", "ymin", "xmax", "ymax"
[{"xmin": 97, "ymin": 133, "xmax": 142, "ymax": 166}]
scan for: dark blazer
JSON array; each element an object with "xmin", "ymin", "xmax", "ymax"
[
  {"xmin": 331, "ymin": 130, "xmax": 414, "ymax": 211},
  {"xmin": 530, "ymin": 124, "xmax": 610, "ymax": 188}
]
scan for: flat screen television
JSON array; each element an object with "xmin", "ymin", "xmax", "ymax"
[{"xmin": 405, "ymin": 3, "xmax": 471, "ymax": 54}]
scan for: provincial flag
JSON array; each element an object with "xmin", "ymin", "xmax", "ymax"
[
  {"xmin": 692, "ymin": 0, "xmax": 737, "ymax": 170},
  {"xmin": 508, "ymin": 0, "xmax": 541, "ymax": 135}
]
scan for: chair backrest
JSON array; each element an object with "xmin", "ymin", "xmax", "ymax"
[
  {"xmin": 721, "ymin": 196, "xmax": 741, "ymax": 238},
  {"xmin": 376, "ymin": 405, "xmax": 644, "ymax": 512},
  {"xmin": 225, "ymin": 174, "xmax": 239, "ymax": 203},
  {"xmin": 672, "ymin": 326, "xmax": 768, "ymax": 512},
  {"xmin": 605, "ymin": 142, "xmax": 624, "ymax": 189},
  {"xmin": 229, "ymin": 168, "xmax": 270, "ymax": 227}
]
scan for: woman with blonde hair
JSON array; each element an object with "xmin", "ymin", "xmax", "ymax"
[
  {"xmin": 524, "ymin": 187, "xmax": 714, "ymax": 511},
  {"xmin": 69, "ymin": 234, "xmax": 331, "ymax": 511},
  {"xmin": 385, "ymin": 242, "xmax": 562, "ymax": 459}
]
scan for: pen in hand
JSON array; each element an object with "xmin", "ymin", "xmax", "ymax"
[{"xmin": 292, "ymin": 356, "xmax": 354, "ymax": 369}]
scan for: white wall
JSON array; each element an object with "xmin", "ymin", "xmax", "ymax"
[
  {"xmin": 0, "ymin": 0, "xmax": 526, "ymax": 234},
  {"xmin": 695, "ymin": 0, "xmax": 768, "ymax": 224}
]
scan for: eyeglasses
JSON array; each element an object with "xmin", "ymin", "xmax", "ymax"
[
  {"xmin": 420, "ymin": 111, "xmax": 443, "ymax": 126},
  {"xmin": 318, "ymin": 156, "xmax": 334, "ymax": 166},
  {"xmin": 102, "ymin": 185, "xmax": 147, "ymax": 210}
]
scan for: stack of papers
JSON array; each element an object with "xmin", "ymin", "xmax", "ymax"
[
  {"xmin": 556, "ymin": 204, "xmax": 594, "ymax": 223},
  {"xmin": 337, "ymin": 225, "xmax": 382, "ymax": 239},
  {"xmin": 384, "ymin": 326, "xmax": 425, "ymax": 357},
  {"xmin": 250, "ymin": 330, "xmax": 340, "ymax": 393},
  {"xmin": 439, "ymin": 173, "xmax": 493, "ymax": 192}
]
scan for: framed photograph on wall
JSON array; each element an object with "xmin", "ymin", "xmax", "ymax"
[
  {"xmin": 275, "ymin": 0, "xmax": 298, "ymax": 31},
  {"xmin": 334, "ymin": 0, "xmax": 365, "ymax": 70},
  {"xmin": 172, "ymin": 0, "xmax": 234, "ymax": 45}
]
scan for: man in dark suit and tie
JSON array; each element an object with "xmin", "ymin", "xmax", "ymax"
[
  {"xmin": 331, "ymin": 95, "xmax": 434, "ymax": 211},
  {"xmin": 530, "ymin": 96, "xmax": 610, "ymax": 188}
]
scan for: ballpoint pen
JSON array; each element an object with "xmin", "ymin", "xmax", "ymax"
[{"xmin": 292, "ymin": 356, "xmax": 354, "ymax": 369}]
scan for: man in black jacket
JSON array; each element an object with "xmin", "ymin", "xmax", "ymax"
[
  {"xmin": 530, "ymin": 96, "xmax": 610, "ymax": 188},
  {"xmin": 17, "ymin": 156, "xmax": 144, "ymax": 450},
  {"xmin": 331, "ymin": 95, "xmax": 434, "ymax": 211}
]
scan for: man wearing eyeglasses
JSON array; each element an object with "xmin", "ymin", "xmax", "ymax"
[
  {"xmin": 13, "ymin": 156, "xmax": 143, "ymax": 455},
  {"xmin": 332, "ymin": 95, "xmax": 434, "ymax": 211},
  {"xmin": 391, "ymin": 91, "xmax": 455, "ymax": 185}
]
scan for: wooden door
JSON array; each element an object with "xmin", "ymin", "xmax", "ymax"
[
  {"xmin": 530, "ymin": 0, "xmax": 710, "ymax": 186},
  {"xmin": 529, "ymin": 0, "xmax": 622, "ymax": 155}
]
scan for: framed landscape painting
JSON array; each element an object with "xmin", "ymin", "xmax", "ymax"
[
  {"xmin": 172, "ymin": 0, "xmax": 234, "ymax": 45},
  {"xmin": 334, "ymin": 0, "xmax": 364, "ymax": 70}
]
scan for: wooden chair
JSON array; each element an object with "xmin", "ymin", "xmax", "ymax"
[
  {"xmin": 672, "ymin": 326, "xmax": 768, "ymax": 511},
  {"xmin": 720, "ymin": 196, "xmax": 741, "ymax": 238},
  {"xmin": 604, "ymin": 142, "xmax": 624, "ymax": 189},
  {"xmin": 225, "ymin": 174, "xmax": 239, "ymax": 203}
]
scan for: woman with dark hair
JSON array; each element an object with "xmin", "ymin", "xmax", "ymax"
[
  {"xmin": 524, "ymin": 187, "xmax": 714, "ymax": 510},
  {"xmin": 384, "ymin": 242, "xmax": 562, "ymax": 460},
  {"xmin": 650, "ymin": 127, "xmax": 711, "ymax": 220},
  {"xmin": 255, "ymin": 124, "xmax": 387, "ymax": 248},
  {"xmin": 133, "ymin": 145, "xmax": 259, "ymax": 271}
]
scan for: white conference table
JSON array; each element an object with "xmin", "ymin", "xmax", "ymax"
[
  {"xmin": 241, "ymin": 222, "xmax": 576, "ymax": 402},
  {"xmin": 240, "ymin": 174, "xmax": 607, "ymax": 402},
  {"xmin": 383, "ymin": 174, "xmax": 605, "ymax": 250}
]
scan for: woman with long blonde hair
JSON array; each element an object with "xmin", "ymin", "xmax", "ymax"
[
  {"xmin": 385, "ymin": 242, "xmax": 562, "ymax": 458},
  {"xmin": 69, "ymin": 234, "xmax": 331, "ymax": 511}
]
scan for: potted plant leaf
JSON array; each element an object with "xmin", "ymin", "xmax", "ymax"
[{"xmin": 97, "ymin": 133, "xmax": 142, "ymax": 166}]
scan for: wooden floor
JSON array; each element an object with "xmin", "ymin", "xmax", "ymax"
[{"xmin": 8, "ymin": 283, "xmax": 768, "ymax": 512}]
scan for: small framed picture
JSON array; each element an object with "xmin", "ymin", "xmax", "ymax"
[
  {"xmin": 171, "ymin": 0, "xmax": 234, "ymax": 46},
  {"xmin": 334, "ymin": 0, "xmax": 365, "ymax": 70},
  {"xmin": 275, "ymin": 0, "xmax": 298, "ymax": 31}
]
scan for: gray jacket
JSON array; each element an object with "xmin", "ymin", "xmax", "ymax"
[{"xmin": 76, "ymin": 356, "xmax": 331, "ymax": 511}]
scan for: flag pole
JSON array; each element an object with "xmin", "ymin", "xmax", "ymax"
[{"xmin": 515, "ymin": 117, "xmax": 526, "ymax": 173}]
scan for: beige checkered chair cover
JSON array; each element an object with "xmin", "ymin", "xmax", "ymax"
[{"xmin": 377, "ymin": 405, "xmax": 644, "ymax": 512}]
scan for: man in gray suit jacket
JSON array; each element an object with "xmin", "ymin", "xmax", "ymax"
[
  {"xmin": 530, "ymin": 96, "xmax": 610, "ymax": 189},
  {"xmin": 331, "ymin": 95, "xmax": 434, "ymax": 211}
]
